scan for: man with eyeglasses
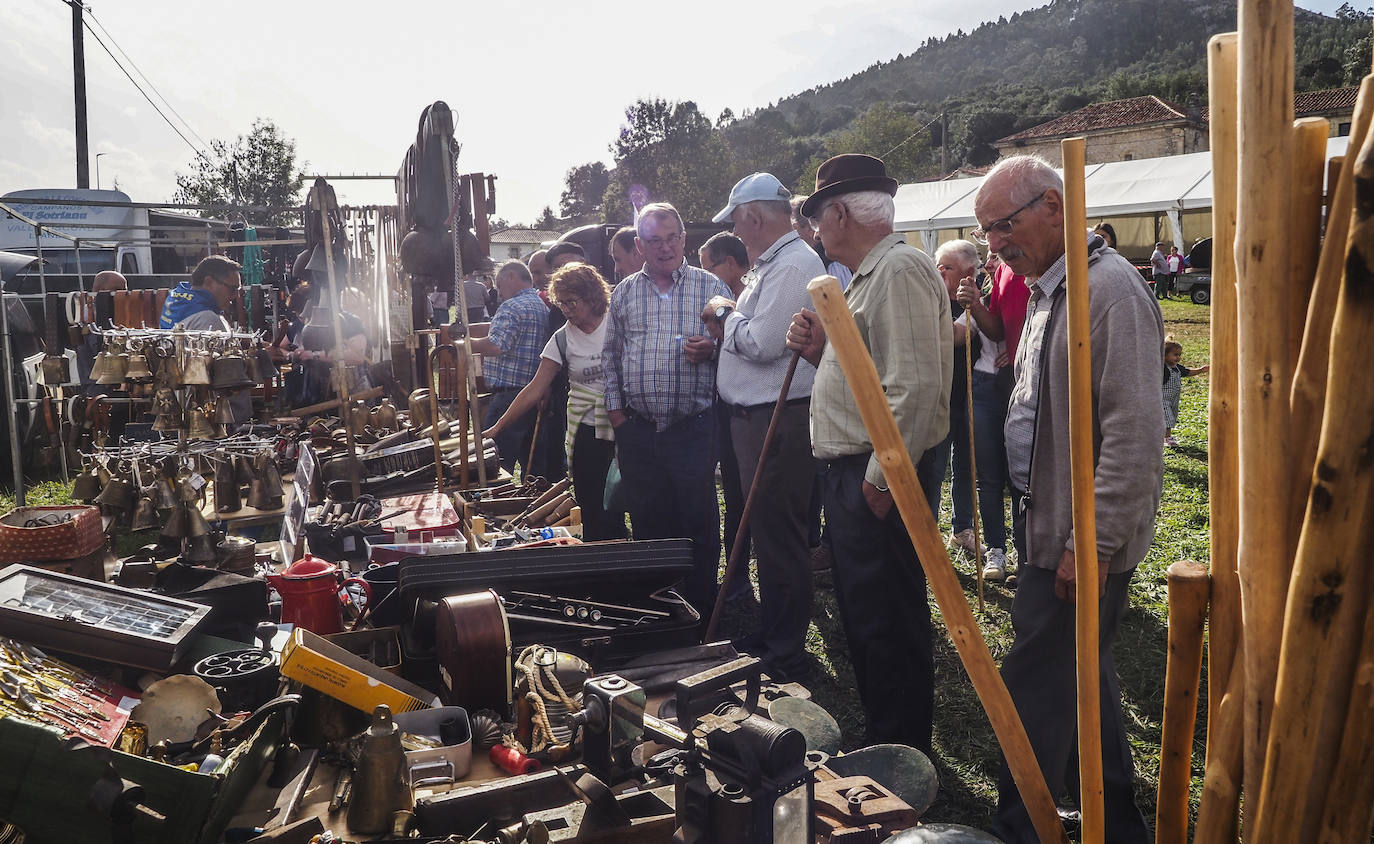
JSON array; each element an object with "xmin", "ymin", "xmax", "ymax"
[
  {"xmin": 973, "ymin": 155, "xmax": 1161, "ymax": 844},
  {"xmin": 785, "ymin": 154, "xmax": 951, "ymax": 754},
  {"xmin": 159, "ymin": 254, "xmax": 254, "ymax": 423},
  {"xmin": 603, "ymin": 202, "xmax": 733, "ymax": 614},
  {"xmin": 702, "ymin": 173, "xmax": 824, "ymax": 683}
]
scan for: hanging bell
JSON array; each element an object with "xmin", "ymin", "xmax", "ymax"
[
  {"xmin": 160, "ymin": 502, "xmax": 189, "ymax": 540},
  {"xmin": 158, "ymin": 350, "xmax": 184, "ymax": 388},
  {"xmin": 258, "ymin": 454, "xmax": 284, "ymax": 501},
  {"xmin": 349, "ymin": 400, "xmax": 372, "ymax": 437},
  {"xmin": 187, "ymin": 407, "xmax": 216, "ymax": 440},
  {"xmin": 72, "ymin": 465, "xmax": 102, "ymax": 502},
  {"xmin": 184, "ymin": 503, "xmax": 212, "ymax": 538},
  {"xmin": 95, "ymin": 475, "xmax": 134, "ymax": 512},
  {"xmin": 182, "ymin": 533, "xmax": 218, "ymax": 565},
  {"xmin": 213, "ymin": 459, "xmax": 241, "ymax": 513},
  {"xmin": 125, "ymin": 352, "xmax": 153, "ymax": 381},
  {"xmin": 234, "ymin": 454, "xmax": 255, "ymax": 486},
  {"xmin": 88, "ymin": 349, "xmax": 111, "ymax": 383},
  {"xmin": 152, "ymin": 404, "xmax": 181, "ymax": 431},
  {"xmin": 96, "ymin": 350, "xmax": 129, "ymax": 385},
  {"xmin": 131, "ymin": 493, "xmax": 160, "ymax": 531},
  {"xmin": 154, "ymin": 477, "xmax": 179, "ymax": 510},
  {"xmin": 182, "ymin": 349, "xmax": 211, "ymax": 386},
  {"xmin": 246, "ymin": 456, "xmax": 283, "ymax": 510},
  {"xmin": 213, "ymin": 396, "xmax": 236, "ymax": 425},
  {"xmin": 211, "ymin": 355, "xmax": 253, "ymax": 389},
  {"xmin": 39, "ymin": 354, "xmax": 70, "ymax": 386}
]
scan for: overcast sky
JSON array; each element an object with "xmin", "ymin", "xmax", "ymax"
[{"xmin": 0, "ymin": 0, "xmax": 1354, "ymax": 224}]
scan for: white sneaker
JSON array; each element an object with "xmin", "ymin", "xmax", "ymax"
[
  {"xmin": 983, "ymin": 547, "xmax": 1007, "ymax": 582},
  {"xmin": 951, "ymin": 528, "xmax": 978, "ymax": 556}
]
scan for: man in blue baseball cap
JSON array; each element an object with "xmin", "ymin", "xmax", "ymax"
[{"xmin": 703, "ymin": 172, "xmax": 824, "ymax": 682}]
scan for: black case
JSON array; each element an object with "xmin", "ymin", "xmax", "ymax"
[{"xmin": 397, "ymin": 539, "xmax": 701, "ymax": 680}]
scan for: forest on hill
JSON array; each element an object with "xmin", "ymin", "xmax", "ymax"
[{"xmin": 537, "ymin": 0, "xmax": 1373, "ymax": 228}]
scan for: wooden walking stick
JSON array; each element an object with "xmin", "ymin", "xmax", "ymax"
[
  {"xmin": 1061, "ymin": 136, "xmax": 1103, "ymax": 844},
  {"xmin": 429, "ymin": 345, "xmax": 456, "ymax": 494},
  {"xmin": 1204, "ymin": 31, "xmax": 1243, "ymax": 754},
  {"xmin": 1195, "ymin": 653, "xmax": 1246, "ymax": 844},
  {"xmin": 526, "ymin": 408, "xmax": 543, "ymax": 480},
  {"xmin": 1252, "ymin": 124, "xmax": 1374, "ymax": 844},
  {"xmin": 704, "ymin": 350, "xmax": 800, "ymax": 642},
  {"xmin": 962, "ymin": 317, "xmax": 985, "ymax": 612},
  {"xmin": 807, "ymin": 275, "xmax": 1068, "ymax": 844},
  {"xmin": 1235, "ymin": 2, "xmax": 1295, "ymax": 820},
  {"xmin": 1155, "ymin": 560, "xmax": 1210, "ymax": 844}
]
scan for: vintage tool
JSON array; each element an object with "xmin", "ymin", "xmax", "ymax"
[
  {"xmin": 807, "ymin": 275, "xmax": 1067, "ymax": 844},
  {"xmin": 813, "ymin": 775, "xmax": 919, "ymax": 842},
  {"xmin": 1155, "ymin": 560, "xmax": 1210, "ymax": 844},
  {"xmin": 347, "ymin": 704, "xmax": 413, "ymax": 835},
  {"xmin": 577, "ymin": 675, "xmax": 647, "ymax": 784},
  {"xmin": 512, "ymin": 645, "xmax": 590, "ymax": 753},
  {"xmin": 1061, "ymin": 136, "xmax": 1104, "ymax": 842},
  {"xmin": 434, "ymin": 590, "xmax": 512, "ymax": 712}
]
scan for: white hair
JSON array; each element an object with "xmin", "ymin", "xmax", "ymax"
[
  {"xmin": 635, "ymin": 202, "xmax": 684, "ymax": 238},
  {"xmin": 977, "ymin": 155, "xmax": 1063, "ymax": 208},
  {"xmin": 935, "ymin": 239, "xmax": 981, "ymax": 272},
  {"xmin": 835, "ymin": 190, "xmax": 895, "ymax": 227}
]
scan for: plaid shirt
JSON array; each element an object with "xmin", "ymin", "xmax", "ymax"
[
  {"xmin": 603, "ymin": 260, "xmax": 731, "ymax": 430},
  {"xmin": 483, "ymin": 287, "xmax": 549, "ymax": 388}
]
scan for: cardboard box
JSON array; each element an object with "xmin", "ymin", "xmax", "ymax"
[
  {"xmin": 323, "ymin": 626, "xmax": 403, "ymax": 675},
  {"xmin": 280, "ymin": 627, "xmax": 439, "ymax": 714}
]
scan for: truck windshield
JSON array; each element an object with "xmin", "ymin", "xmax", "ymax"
[{"xmin": 10, "ymin": 249, "xmax": 116, "ymax": 274}]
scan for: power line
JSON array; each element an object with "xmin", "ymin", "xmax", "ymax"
[
  {"xmin": 81, "ymin": 4, "xmax": 210, "ymax": 151},
  {"xmin": 61, "ymin": 0, "xmax": 207, "ymax": 159}
]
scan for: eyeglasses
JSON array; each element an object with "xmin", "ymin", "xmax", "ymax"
[
  {"xmin": 558, "ymin": 298, "xmax": 581, "ymax": 310},
  {"xmin": 971, "ymin": 192, "xmax": 1047, "ymax": 245},
  {"xmin": 808, "ymin": 202, "xmax": 833, "ymax": 232},
  {"xmin": 640, "ymin": 232, "xmax": 683, "ymax": 250},
  {"xmin": 211, "ymin": 277, "xmax": 242, "ymax": 293}
]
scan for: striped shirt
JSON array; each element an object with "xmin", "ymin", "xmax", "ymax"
[
  {"xmin": 603, "ymin": 260, "xmax": 732, "ymax": 430},
  {"xmin": 1004, "ymin": 258, "xmax": 1066, "ymax": 493},
  {"xmin": 483, "ymin": 287, "xmax": 549, "ymax": 388}
]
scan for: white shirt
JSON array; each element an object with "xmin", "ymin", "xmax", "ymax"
[{"xmin": 541, "ymin": 318, "xmax": 607, "ymax": 425}]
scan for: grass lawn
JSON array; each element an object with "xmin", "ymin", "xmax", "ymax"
[{"xmin": 722, "ymin": 297, "xmax": 1216, "ymax": 834}]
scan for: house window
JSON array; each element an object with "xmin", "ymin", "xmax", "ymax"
[
  {"xmin": 1339, "ymin": 122, "xmax": 1352, "ymax": 136},
  {"xmin": 508, "ymin": 246, "xmax": 520, "ymax": 258},
  {"xmin": 1123, "ymin": 153, "xmax": 1134, "ymax": 161}
]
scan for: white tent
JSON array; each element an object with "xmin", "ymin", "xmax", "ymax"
[{"xmin": 896, "ymin": 136, "xmax": 1350, "ymax": 251}]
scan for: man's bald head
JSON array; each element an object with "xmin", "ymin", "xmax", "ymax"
[
  {"xmin": 92, "ymin": 270, "xmax": 128, "ymax": 293},
  {"xmin": 527, "ymin": 250, "xmax": 551, "ymax": 290}
]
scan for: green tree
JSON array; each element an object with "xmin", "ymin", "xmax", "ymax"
[
  {"xmin": 173, "ymin": 118, "xmax": 304, "ymax": 225},
  {"xmin": 559, "ymin": 162, "xmax": 611, "ymax": 225},
  {"xmin": 801, "ymin": 102, "xmax": 936, "ymax": 188},
  {"xmin": 606, "ymin": 98, "xmax": 735, "ymax": 221},
  {"xmin": 533, "ymin": 206, "xmax": 561, "ymax": 231}
]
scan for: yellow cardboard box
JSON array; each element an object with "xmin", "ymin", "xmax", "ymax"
[{"xmin": 280, "ymin": 627, "xmax": 439, "ymax": 714}]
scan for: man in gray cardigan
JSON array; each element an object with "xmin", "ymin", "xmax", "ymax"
[{"xmin": 973, "ymin": 155, "xmax": 1162, "ymax": 844}]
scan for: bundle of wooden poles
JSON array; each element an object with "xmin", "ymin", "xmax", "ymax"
[{"xmin": 1151, "ymin": 4, "xmax": 1374, "ymax": 843}]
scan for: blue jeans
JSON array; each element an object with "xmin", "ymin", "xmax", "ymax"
[
  {"xmin": 614, "ymin": 408, "xmax": 721, "ymax": 614},
  {"xmin": 971, "ymin": 370, "xmax": 1011, "ymax": 550},
  {"xmin": 483, "ymin": 388, "xmax": 534, "ymax": 474}
]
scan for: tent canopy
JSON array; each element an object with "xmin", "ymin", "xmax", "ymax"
[{"xmin": 895, "ymin": 136, "xmax": 1350, "ymax": 233}]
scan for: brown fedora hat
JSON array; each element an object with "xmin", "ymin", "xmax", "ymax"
[{"xmin": 799, "ymin": 154, "xmax": 899, "ymax": 218}]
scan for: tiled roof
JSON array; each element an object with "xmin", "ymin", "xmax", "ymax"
[
  {"xmin": 996, "ymin": 95, "xmax": 1194, "ymax": 144},
  {"xmin": 489, "ymin": 228, "xmax": 562, "ymax": 243},
  {"xmin": 1295, "ymin": 85, "xmax": 1359, "ymax": 115}
]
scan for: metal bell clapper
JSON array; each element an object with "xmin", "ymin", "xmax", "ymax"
[
  {"xmin": 213, "ymin": 457, "xmax": 241, "ymax": 513},
  {"xmin": 347, "ymin": 704, "xmax": 413, "ymax": 834}
]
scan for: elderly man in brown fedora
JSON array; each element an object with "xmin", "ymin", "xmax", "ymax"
[{"xmin": 786, "ymin": 154, "xmax": 952, "ymax": 754}]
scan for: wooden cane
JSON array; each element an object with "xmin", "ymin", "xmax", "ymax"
[
  {"xmin": 963, "ymin": 318, "xmax": 985, "ymax": 612},
  {"xmin": 1155, "ymin": 560, "xmax": 1210, "ymax": 844},
  {"xmin": 316, "ymin": 180, "xmax": 362, "ymax": 501},
  {"xmin": 703, "ymin": 351, "xmax": 800, "ymax": 643},
  {"xmin": 1204, "ymin": 32, "xmax": 1244, "ymax": 758},
  {"xmin": 1285, "ymin": 117, "xmax": 1333, "ymax": 370},
  {"xmin": 807, "ymin": 276, "xmax": 1068, "ymax": 844},
  {"xmin": 429, "ymin": 345, "xmax": 454, "ymax": 494},
  {"xmin": 287, "ymin": 386, "xmax": 384, "ymax": 418},
  {"xmin": 1235, "ymin": 2, "xmax": 1295, "ymax": 821},
  {"xmin": 1252, "ymin": 123, "xmax": 1374, "ymax": 844},
  {"xmin": 1194, "ymin": 655, "xmax": 1245, "ymax": 844},
  {"xmin": 1061, "ymin": 136, "xmax": 1103, "ymax": 844},
  {"xmin": 525, "ymin": 408, "xmax": 543, "ymax": 481}
]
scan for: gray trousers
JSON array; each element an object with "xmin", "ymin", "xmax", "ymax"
[
  {"xmin": 731, "ymin": 401, "xmax": 815, "ymax": 669},
  {"xmin": 992, "ymin": 565, "xmax": 1149, "ymax": 844}
]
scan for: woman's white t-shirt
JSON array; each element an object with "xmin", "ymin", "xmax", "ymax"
[{"xmin": 540, "ymin": 317, "xmax": 608, "ymax": 425}]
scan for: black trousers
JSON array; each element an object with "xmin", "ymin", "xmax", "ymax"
[
  {"xmin": 571, "ymin": 423, "xmax": 627, "ymax": 542},
  {"xmin": 822, "ymin": 452, "xmax": 935, "ymax": 755},
  {"xmin": 992, "ymin": 565, "xmax": 1150, "ymax": 844}
]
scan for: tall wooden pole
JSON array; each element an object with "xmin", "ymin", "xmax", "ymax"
[
  {"xmin": 1234, "ymin": 3, "xmax": 1295, "ymax": 826},
  {"xmin": 807, "ymin": 275, "xmax": 1069, "ymax": 844},
  {"xmin": 1155, "ymin": 560, "xmax": 1210, "ymax": 844},
  {"xmin": 1060, "ymin": 136, "xmax": 1103, "ymax": 844}
]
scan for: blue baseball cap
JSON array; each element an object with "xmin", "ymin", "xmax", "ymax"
[{"xmin": 712, "ymin": 172, "xmax": 793, "ymax": 223}]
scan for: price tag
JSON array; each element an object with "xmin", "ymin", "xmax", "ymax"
[
  {"xmin": 342, "ymin": 535, "xmax": 356, "ymax": 553},
  {"xmin": 189, "ymin": 473, "xmax": 205, "ymax": 490}
]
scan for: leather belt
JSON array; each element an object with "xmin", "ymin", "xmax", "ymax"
[{"xmin": 726, "ymin": 397, "xmax": 809, "ymax": 418}]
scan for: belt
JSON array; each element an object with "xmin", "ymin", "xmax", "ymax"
[
  {"xmin": 488, "ymin": 385, "xmax": 522, "ymax": 393},
  {"xmin": 726, "ymin": 397, "xmax": 810, "ymax": 418},
  {"xmin": 624, "ymin": 406, "xmax": 710, "ymax": 427}
]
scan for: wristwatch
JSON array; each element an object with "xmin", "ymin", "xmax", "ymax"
[{"xmin": 714, "ymin": 305, "xmax": 733, "ymax": 321}]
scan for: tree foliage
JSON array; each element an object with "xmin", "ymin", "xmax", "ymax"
[
  {"xmin": 604, "ymin": 99, "xmax": 736, "ymax": 222},
  {"xmin": 559, "ymin": 162, "xmax": 610, "ymax": 225},
  {"xmin": 173, "ymin": 119, "xmax": 304, "ymax": 225}
]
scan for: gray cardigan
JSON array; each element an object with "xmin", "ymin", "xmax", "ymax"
[{"xmin": 1022, "ymin": 241, "xmax": 1165, "ymax": 574}]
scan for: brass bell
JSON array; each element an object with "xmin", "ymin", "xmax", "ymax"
[
  {"xmin": 213, "ymin": 396, "xmax": 236, "ymax": 425},
  {"xmin": 408, "ymin": 389, "xmax": 432, "ymax": 430},
  {"xmin": 374, "ymin": 399, "xmax": 398, "ymax": 432},
  {"xmin": 39, "ymin": 354, "xmax": 70, "ymax": 386},
  {"xmin": 72, "ymin": 465, "xmax": 102, "ymax": 502},
  {"xmin": 160, "ymin": 502, "xmax": 189, "ymax": 539},
  {"xmin": 88, "ymin": 349, "xmax": 111, "ymax": 383},
  {"xmin": 349, "ymin": 400, "xmax": 372, "ymax": 436},
  {"xmin": 213, "ymin": 459, "xmax": 241, "ymax": 513},
  {"xmin": 131, "ymin": 492, "xmax": 160, "ymax": 531},
  {"xmin": 95, "ymin": 475, "xmax": 134, "ymax": 512},
  {"xmin": 125, "ymin": 352, "xmax": 153, "ymax": 381},
  {"xmin": 182, "ymin": 349, "xmax": 211, "ymax": 386},
  {"xmin": 211, "ymin": 355, "xmax": 252, "ymax": 389},
  {"xmin": 96, "ymin": 350, "xmax": 128, "ymax": 385},
  {"xmin": 158, "ymin": 351, "xmax": 184, "ymax": 388},
  {"xmin": 152, "ymin": 404, "xmax": 181, "ymax": 432},
  {"xmin": 187, "ymin": 407, "xmax": 216, "ymax": 440},
  {"xmin": 247, "ymin": 456, "xmax": 283, "ymax": 510},
  {"xmin": 154, "ymin": 477, "xmax": 179, "ymax": 510},
  {"xmin": 182, "ymin": 533, "xmax": 218, "ymax": 565}
]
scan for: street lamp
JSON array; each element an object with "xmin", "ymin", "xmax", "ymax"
[{"xmin": 95, "ymin": 153, "xmax": 107, "ymax": 189}]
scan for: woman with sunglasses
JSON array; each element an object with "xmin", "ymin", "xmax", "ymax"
[{"xmin": 483, "ymin": 262, "xmax": 627, "ymax": 540}]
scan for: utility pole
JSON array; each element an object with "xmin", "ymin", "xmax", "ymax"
[
  {"xmin": 71, "ymin": 0, "xmax": 90, "ymax": 188},
  {"xmin": 941, "ymin": 111, "xmax": 948, "ymax": 175}
]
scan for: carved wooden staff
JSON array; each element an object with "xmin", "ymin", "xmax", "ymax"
[
  {"xmin": 807, "ymin": 275, "xmax": 1068, "ymax": 844},
  {"xmin": 1234, "ymin": 1, "xmax": 1295, "ymax": 819},
  {"xmin": 1204, "ymin": 36, "xmax": 1243, "ymax": 790},
  {"xmin": 1252, "ymin": 120, "xmax": 1374, "ymax": 844},
  {"xmin": 963, "ymin": 321, "xmax": 985, "ymax": 611},
  {"xmin": 1155, "ymin": 560, "xmax": 1209, "ymax": 844},
  {"xmin": 1061, "ymin": 136, "xmax": 1103, "ymax": 844}
]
